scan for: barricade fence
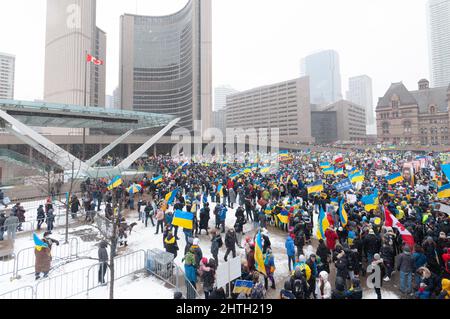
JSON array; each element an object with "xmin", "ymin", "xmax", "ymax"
[
  {"xmin": 0, "ymin": 253, "xmax": 15, "ymax": 278},
  {"xmin": 0, "ymin": 286, "xmax": 34, "ymax": 299}
]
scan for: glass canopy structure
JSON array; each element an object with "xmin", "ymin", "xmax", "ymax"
[{"xmin": 0, "ymin": 99, "xmax": 180, "ymax": 178}]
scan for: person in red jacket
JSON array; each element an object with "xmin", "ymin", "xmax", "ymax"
[
  {"xmin": 325, "ymin": 226, "xmax": 339, "ymax": 252},
  {"xmin": 227, "ymin": 179, "xmax": 234, "ymax": 191},
  {"xmin": 442, "ymin": 248, "xmax": 450, "ymax": 279}
]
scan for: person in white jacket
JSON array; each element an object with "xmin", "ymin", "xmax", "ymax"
[{"xmin": 316, "ymin": 271, "xmax": 332, "ymax": 299}]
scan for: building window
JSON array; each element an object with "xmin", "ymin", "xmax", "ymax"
[
  {"xmin": 382, "ymin": 122, "xmax": 390, "ymax": 134},
  {"xmin": 404, "ymin": 121, "xmax": 412, "ymax": 133},
  {"xmin": 392, "ymin": 100, "xmax": 399, "ymax": 108},
  {"xmin": 430, "ymin": 105, "xmax": 436, "ymax": 114}
]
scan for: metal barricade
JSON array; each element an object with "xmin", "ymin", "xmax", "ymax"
[
  {"xmin": 0, "ymin": 286, "xmax": 34, "ymax": 299},
  {"xmin": 146, "ymin": 249, "xmax": 176, "ymax": 283},
  {"xmin": 0, "ymin": 253, "xmax": 15, "ymax": 278}
]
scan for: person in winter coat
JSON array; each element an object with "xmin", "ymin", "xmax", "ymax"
[
  {"xmin": 228, "ymin": 188, "xmax": 236, "ymax": 209},
  {"xmin": 4, "ymin": 213, "xmax": 19, "ymax": 241},
  {"xmin": 154, "ymin": 208, "xmax": 165, "ymax": 235},
  {"xmin": 331, "ymin": 276, "xmax": 346, "ymax": 299},
  {"xmin": 219, "ymin": 205, "xmax": 227, "ymax": 233},
  {"xmin": 334, "ymin": 250, "xmax": 349, "ymax": 289},
  {"xmin": 224, "ymin": 228, "xmax": 237, "ymax": 261},
  {"xmin": 325, "ymin": 226, "xmax": 339, "ymax": 252},
  {"xmin": 199, "ymin": 257, "xmax": 215, "ymax": 299},
  {"xmin": 190, "ymin": 238, "xmax": 203, "ymax": 268},
  {"xmin": 316, "ymin": 239, "xmax": 330, "ymax": 273},
  {"xmin": 164, "ymin": 232, "xmax": 179, "ymax": 259},
  {"xmin": 316, "ymin": 271, "xmax": 332, "ymax": 299},
  {"xmin": 413, "ymin": 245, "xmax": 428, "ymax": 288},
  {"xmin": 416, "ymin": 266, "xmax": 437, "ymax": 298},
  {"xmin": 247, "ymin": 244, "xmax": 256, "ymax": 271},
  {"xmin": 46, "ymin": 208, "xmax": 55, "ymax": 233},
  {"xmin": 380, "ymin": 242, "xmax": 395, "ymax": 281},
  {"xmin": 345, "ymin": 278, "xmax": 363, "ymax": 299},
  {"xmin": 210, "ymin": 230, "xmax": 222, "ymax": 263},
  {"xmin": 198, "ymin": 203, "xmax": 210, "ymax": 235},
  {"xmin": 397, "ymin": 245, "xmax": 415, "ymax": 295},
  {"xmin": 35, "ymin": 232, "xmax": 60, "ymax": 280},
  {"xmin": 0, "ymin": 213, "xmax": 6, "ymax": 241},
  {"xmin": 234, "ymin": 207, "xmax": 246, "ymax": 248},
  {"xmin": 70, "ymin": 195, "xmax": 81, "ymax": 219},
  {"xmin": 36, "ymin": 205, "xmax": 46, "ymax": 230},
  {"xmin": 183, "ymin": 248, "xmax": 198, "ymax": 299},
  {"xmin": 280, "ymin": 280, "xmax": 296, "ymax": 299},
  {"xmin": 209, "ymin": 287, "xmax": 226, "ymax": 299},
  {"xmin": 250, "ymin": 272, "xmax": 266, "ymax": 299},
  {"xmin": 363, "ymin": 229, "xmax": 381, "ymax": 263},
  {"xmin": 306, "ymin": 254, "xmax": 318, "ymax": 298},
  {"xmin": 285, "ymin": 235, "xmax": 296, "ymax": 272},
  {"xmin": 98, "ymin": 240, "xmax": 108, "ymax": 285},
  {"xmin": 264, "ymin": 248, "xmax": 276, "ymax": 290},
  {"xmin": 422, "ymin": 236, "xmax": 440, "ymax": 274}
]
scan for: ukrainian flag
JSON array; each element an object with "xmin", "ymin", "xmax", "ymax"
[
  {"xmin": 279, "ymin": 150, "xmax": 289, "ymax": 157},
  {"xmin": 277, "ymin": 209, "xmax": 289, "ymax": 224},
  {"xmin": 217, "ymin": 184, "xmax": 224, "ymax": 197},
  {"xmin": 254, "ymin": 231, "xmax": 266, "ymax": 275},
  {"xmin": 152, "ymin": 175, "xmax": 163, "ymax": 184},
  {"xmin": 330, "ymin": 197, "xmax": 339, "ymax": 207},
  {"xmin": 107, "ymin": 176, "xmax": 123, "ymax": 190},
  {"xmin": 33, "ymin": 233, "xmax": 48, "ymax": 252},
  {"xmin": 362, "ymin": 189, "xmax": 379, "ymax": 211},
  {"xmin": 165, "ymin": 189, "xmax": 179, "ymax": 205},
  {"xmin": 316, "ymin": 206, "xmax": 330, "ymax": 240},
  {"xmin": 320, "ymin": 162, "xmax": 331, "ymax": 169},
  {"xmin": 334, "ymin": 168, "xmax": 344, "ymax": 176},
  {"xmin": 307, "ymin": 180, "xmax": 324, "ymax": 194},
  {"xmin": 441, "ymin": 163, "xmax": 450, "ymax": 180},
  {"xmin": 339, "ymin": 199, "xmax": 348, "ymax": 227},
  {"xmin": 386, "ymin": 172, "xmax": 404, "ymax": 185},
  {"xmin": 242, "ymin": 167, "xmax": 252, "ymax": 174},
  {"xmin": 230, "ymin": 172, "xmax": 239, "ymax": 180},
  {"xmin": 233, "ymin": 280, "xmax": 253, "ymax": 295},
  {"xmin": 437, "ymin": 184, "xmax": 450, "ymax": 199},
  {"xmin": 349, "ymin": 170, "xmax": 365, "ymax": 183},
  {"xmin": 387, "ymin": 190, "xmax": 395, "ymax": 197},
  {"xmin": 172, "ymin": 210, "xmax": 193, "ymax": 230},
  {"xmin": 323, "ymin": 167, "xmax": 335, "ymax": 175},
  {"xmin": 260, "ymin": 165, "xmax": 271, "ymax": 174}
]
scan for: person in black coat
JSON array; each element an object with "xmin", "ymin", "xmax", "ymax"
[
  {"xmin": 380, "ymin": 242, "xmax": 395, "ymax": 281},
  {"xmin": 331, "ymin": 277, "xmax": 346, "ymax": 299},
  {"xmin": 316, "ymin": 239, "xmax": 330, "ymax": 273},
  {"xmin": 363, "ymin": 229, "xmax": 381, "ymax": 263},
  {"xmin": 224, "ymin": 229, "xmax": 237, "ymax": 262},
  {"xmin": 36, "ymin": 205, "xmax": 46, "ymax": 230},
  {"xmin": 198, "ymin": 203, "xmax": 210, "ymax": 235},
  {"xmin": 335, "ymin": 250, "xmax": 349, "ymax": 289},
  {"xmin": 98, "ymin": 240, "xmax": 109, "ymax": 285},
  {"xmin": 164, "ymin": 232, "xmax": 179, "ymax": 259}
]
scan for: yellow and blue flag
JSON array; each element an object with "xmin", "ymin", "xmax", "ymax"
[
  {"xmin": 165, "ymin": 189, "xmax": 179, "ymax": 205},
  {"xmin": 260, "ymin": 165, "xmax": 271, "ymax": 174},
  {"xmin": 230, "ymin": 172, "xmax": 239, "ymax": 180},
  {"xmin": 233, "ymin": 280, "xmax": 253, "ymax": 295},
  {"xmin": 316, "ymin": 206, "xmax": 330, "ymax": 240},
  {"xmin": 277, "ymin": 209, "xmax": 289, "ymax": 224},
  {"xmin": 441, "ymin": 163, "xmax": 450, "ymax": 180},
  {"xmin": 438, "ymin": 184, "xmax": 450, "ymax": 199},
  {"xmin": 172, "ymin": 210, "xmax": 193, "ymax": 230},
  {"xmin": 152, "ymin": 175, "xmax": 163, "ymax": 184},
  {"xmin": 320, "ymin": 162, "xmax": 331, "ymax": 169},
  {"xmin": 349, "ymin": 170, "xmax": 365, "ymax": 183},
  {"xmin": 279, "ymin": 150, "xmax": 289, "ymax": 157},
  {"xmin": 334, "ymin": 168, "xmax": 344, "ymax": 176},
  {"xmin": 107, "ymin": 176, "xmax": 123, "ymax": 190},
  {"xmin": 386, "ymin": 172, "xmax": 404, "ymax": 185},
  {"xmin": 330, "ymin": 197, "xmax": 339, "ymax": 207},
  {"xmin": 323, "ymin": 167, "xmax": 335, "ymax": 175},
  {"xmin": 307, "ymin": 180, "xmax": 324, "ymax": 194},
  {"xmin": 362, "ymin": 189, "xmax": 379, "ymax": 211},
  {"xmin": 33, "ymin": 233, "xmax": 48, "ymax": 252},
  {"xmin": 217, "ymin": 184, "xmax": 223, "ymax": 197},
  {"xmin": 254, "ymin": 231, "xmax": 266, "ymax": 276},
  {"xmin": 339, "ymin": 199, "xmax": 348, "ymax": 228}
]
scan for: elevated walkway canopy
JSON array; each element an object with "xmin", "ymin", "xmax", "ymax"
[
  {"xmin": 0, "ymin": 99, "xmax": 180, "ymax": 178},
  {"xmin": 0, "ymin": 99, "xmax": 174, "ymax": 130}
]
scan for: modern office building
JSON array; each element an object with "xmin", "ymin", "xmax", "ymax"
[
  {"xmin": 320, "ymin": 100, "xmax": 367, "ymax": 143},
  {"xmin": 0, "ymin": 52, "xmax": 15, "ymax": 100},
  {"xmin": 427, "ymin": 0, "xmax": 450, "ymax": 88},
  {"xmin": 226, "ymin": 77, "xmax": 313, "ymax": 143},
  {"xmin": 113, "ymin": 87, "xmax": 120, "ymax": 109},
  {"xmin": 213, "ymin": 109, "xmax": 226, "ymax": 134},
  {"xmin": 214, "ymin": 85, "xmax": 238, "ymax": 111},
  {"xmin": 346, "ymin": 75, "xmax": 375, "ymax": 134},
  {"xmin": 300, "ymin": 50, "xmax": 342, "ymax": 105},
  {"xmin": 44, "ymin": 0, "xmax": 106, "ymax": 108},
  {"xmin": 376, "ymin": 79, "xmax": 450, "ymax": 146},
  {"xmin": 119, "ymin": 0, "xmax": 212, "ymax": 133},
  {"xmin": 311, "ymin": 110, "xmax": 338, "ymax": 144}
]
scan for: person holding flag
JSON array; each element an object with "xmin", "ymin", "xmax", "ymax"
[{"xmin": 34, "ymin": 232, "xmax": 59, "ymax": 280}]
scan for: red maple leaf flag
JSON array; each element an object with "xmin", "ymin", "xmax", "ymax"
[
  {"xmin": 384, "ymin": 206, "xmax": 414, "ymax": 248},
  {"xmin": 86, "ymin": 54, "xmax": 104, "ymax": 65}
]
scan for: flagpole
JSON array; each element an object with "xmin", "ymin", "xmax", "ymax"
[{"xmin": 82, "ymin": 50, "xmax": 87, "ymax": 161}]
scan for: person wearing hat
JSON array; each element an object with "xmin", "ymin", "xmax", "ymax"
[
  {"xmin": 397, "ymin": 245, "xmax": 415, "ymax": 296},
  {"xmin": 35, "ymin": 232, "xmax": 59, "ymax": 280},
  {"xmin": 369, "ymin": 253, "xmax": 385, "ymax": 299},
  {"xmin": 363, "ymin": 228, "xmax": 381, "ymax": 264}
]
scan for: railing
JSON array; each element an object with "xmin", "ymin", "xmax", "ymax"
[
  {"xmin": 0, "ymin": 148, "xmax": 46, "ymax": 172},
  {"xmin": 0, "ymin": 253, "xmax": 15, "ymax": 279},
  {"xmin": 0, "ymin": 286, "xmax": 34, "ymax": 299}
]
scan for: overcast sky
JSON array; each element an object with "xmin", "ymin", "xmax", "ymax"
[{"xmin": 0, "ymin": 0, "xmax": 430, "ymax": 106}]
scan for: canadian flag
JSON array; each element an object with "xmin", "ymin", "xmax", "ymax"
[
  {"xmin": 86, "ymin": 54, "xmax": 104, "ymax": 65},
  {"xmin": 334, "ymin": 155, "xmax": 344, "ymax": 164},
  {"xmin": 384, "ymin": 207, "xmax": 415, "ymax": 248}
]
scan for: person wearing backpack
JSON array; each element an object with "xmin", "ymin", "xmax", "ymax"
[
  {"xmin": 210, "ymin": 230, "xmax": 223, "ymax": 264},
  {"xmin": 290, "ymin": 268, "xmax": 308, "ymax": 299}
]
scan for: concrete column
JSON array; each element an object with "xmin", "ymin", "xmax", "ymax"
[
  {"xmin": 29, "ymin": 146, "xmax": 33, "ymax": 161},
  {"xmin": 153, "ymin": 145, "xmax": 157, "ymax": 157},
  {"xmin": 127, "ymin": 144, "xmax": 132, "ymax": 156}
]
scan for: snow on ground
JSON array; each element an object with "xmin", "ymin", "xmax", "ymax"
[
  {"xmin": 363, "ymin": 289, "xmax": 400, "ymax": 299},
  {"xmin": 83, "ymin": 273, "xmax": 174, "ymax": 299}
]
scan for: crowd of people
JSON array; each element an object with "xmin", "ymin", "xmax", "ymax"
[{"xmin": 2, "ymin": 149, "xmax": 450, "ymax": 300}]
